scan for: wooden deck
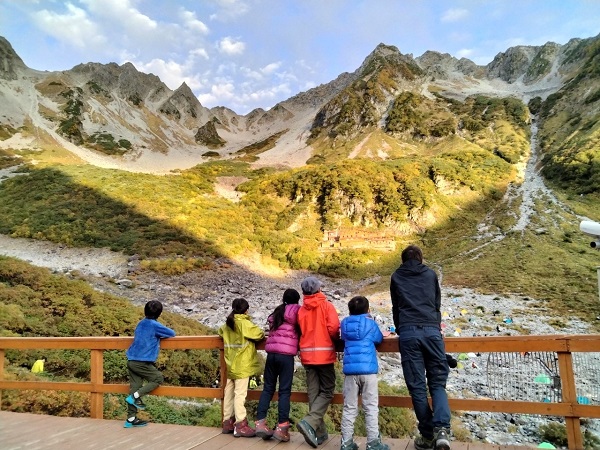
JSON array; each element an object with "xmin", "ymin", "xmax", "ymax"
[{"xmin": 0, "ymin": 411, "xmax": 532, "ymax": 450}]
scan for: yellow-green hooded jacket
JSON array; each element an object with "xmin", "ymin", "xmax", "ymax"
[{"xmin": 218, "ymin": 314, "xmax": 265, "ymax": 379}]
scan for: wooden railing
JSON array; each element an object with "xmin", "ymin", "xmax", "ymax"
[{"xmin": 1, "ymin": 334, "xmax": 599, "ymax": 450}]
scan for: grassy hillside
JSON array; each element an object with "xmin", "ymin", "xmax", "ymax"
[
  {"xmin": 536, "ymin": 36, "xmax": 600, "ymax": 194},
  {"xmin": 1, "ymin": 92, "xmax": 599, "ymax": 325}
]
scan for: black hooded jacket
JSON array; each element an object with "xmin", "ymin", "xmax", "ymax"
[{"xmin": 390, "ymin": 259, "xmax": 441, "ymax": 329}]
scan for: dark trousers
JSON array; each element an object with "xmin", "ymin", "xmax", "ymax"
[
  {"xmin": 127, "ymin": 360, "xmax": 164, "ymax": 416},
  {"xmin": 302, "ymin": 363, "xmax": 335, "ymax": 436},
  {"xmin": 398, "ymin": 326, "xmax": 451, "ymax": 439},
  {"xmin": 256, "ymin": 353, "xmax": 295, "ymax": 424}
]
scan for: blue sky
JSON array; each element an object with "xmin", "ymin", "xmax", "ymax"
[{"xmin": 1, "ymin": 0, "xmax": 598, "ymax": 115}]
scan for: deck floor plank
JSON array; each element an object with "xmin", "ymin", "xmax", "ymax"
[{"xmin": 0, "ymin": 411, "xmax": 533, "ymax": 450}]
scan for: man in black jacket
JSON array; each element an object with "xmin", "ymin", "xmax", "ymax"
[{"xmin": 390, "ymin": 245, "xmax": 451, "ymax": 450}]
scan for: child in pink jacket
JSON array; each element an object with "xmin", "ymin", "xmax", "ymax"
[{"xmin": 254, "ymin": 289, "xmax": 301, "ymax": 442}]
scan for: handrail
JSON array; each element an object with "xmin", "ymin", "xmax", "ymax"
[{"xmin": 1, "ymin": 334, "xmax": 599, "ymax": 450}]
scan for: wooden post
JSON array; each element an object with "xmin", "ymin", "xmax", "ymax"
[
  {"xmin": 0, "ymin": 349, "xmax": 4, "ymax": 410},
  {"xmin": 557, "ymin": 350, "xmax": 584, "ymax": 450},
  {"xmin": 90, "ymin": 349, "xmax": 104, "ymax": 419}
]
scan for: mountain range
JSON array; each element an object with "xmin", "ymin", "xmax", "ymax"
[{"xmin": 1, "ymin": 33, "xmax": 598, "ymax": 188}]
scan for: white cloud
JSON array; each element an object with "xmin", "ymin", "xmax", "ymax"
[
  {"xmin": 131, "ymin": 58, "xmax": 203, "ymax": 91},
  {"xmin": 243, "ymin": 83, "xmax": 291, "ymax": 103},
  {"xmin": 32, "ymin": 3, "xmax": 106, "ymax": 48},
  {"xmin": 218, "ymin": 36, "xmax": 245, "ymax": 55},
  {"xmin": 241, "ymin": 67, "xmax": 263, "ymax": 80},
  {"xmin": 190, "ymin": 48, "xmax": 209, "ymax": 60},
  {"xmin": 81, "ymin": 0, "xmax": 157, "ymax": 32},
  {"xmin": 441, "ymin": 8, "xmax": 469, "ymax": 23},
  {"xmin": 179, "ymin": 9, "xmax": 210, "ymax": 34},
  {"xmin": 198, "ymin": 81, "xmax": 236, "ymax": 106},
  {"xmin": 456, "ymin": 48, "xmax": 473, "ymax": 58},
  {"xmin": 210, "ymin": 0, "xmax": 250, "ymax": 21},
  {"xmin": 261, "ymin": 62, "xmax": 282, "ymax": 75}
]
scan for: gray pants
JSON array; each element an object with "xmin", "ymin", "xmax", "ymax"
[
  {"xmin": 303, "ymin": 364, "xmax": 335, "ymax": 437},
  {"xmin": 341, "ymin": 373, "xmax": 379, "ymax": 442}
]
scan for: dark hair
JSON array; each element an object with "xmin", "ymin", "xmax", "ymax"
[
  {"xmin": 145, "ymin": 300, "xmax": 163, "ymax": 320},
  {"xmin": 226, "ymin": 298, "xmax": 249, "ymax": 330},
  {"xmin": 270, "ymin": 288, "xmax": 300, "ymax": 331},
  {"xmin": 348, "ymin": 296, "xmax": 369, "ymax": 315},
  {"xmin": 401, "ymin": 244, "xmax": 423, "ymax": 263}
]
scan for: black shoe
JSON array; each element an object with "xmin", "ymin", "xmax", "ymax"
[
  {"xmin": 124, "ymin": 417, "xmax": 148, "ymax": 428},
  {"xmin": 297, "ymin": 419, "xmax": 317, "ymax": 448},
  {"xmin": 433, "ymin": 428, "xmax": 451, "ymax": 450},
  {"xmin": 126, "ymin": 394, "xmax": 146, "ymax": 410}
]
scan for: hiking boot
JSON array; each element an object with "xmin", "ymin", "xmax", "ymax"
[
  {"xmin": 234, "ymin": 418, "xmax": 256, "ymax": 438},
  {"xmin": 221, "ymin": 417, "xmax": 235, "ymax": 434},
  {"xmin": 255, "ymin": 418, "xmax": 273, "ymax": 440},
  {"xmin": 414, "ymin": 434, "xmax": 434, "ymax": 450},
  {"xmin": 366, "ymin": 435, "xmax": 390, "ymax": 450},
  {"xmin": 341, "ymin": 439, "xmax": 359, "ymax": 450},
  {"xmin": 433, "ymin": 428, "xmax": 451, "ymax": 450},
  {"xmin": 123, "ymin": 417, "xmax": 148, "ymax": 428},
  {"xmin": 317, "ymin": 432, "xmax": 329, "ymax": 445},
  {"xmin": 273, "ymin": 422, "xmax": 290, "ymax": 442},
  {"xmin": 126, "ymin": 394, "xmax": 146, "ymax": 410},
  {"xmin": 297, "ymin": 419, "xmax": 318, "ymax": 448}
]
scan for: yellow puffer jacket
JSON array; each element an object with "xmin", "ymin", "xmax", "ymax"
[{"xmin": 218, "ymin": 314, "xmax": 265, "ymax": 379}]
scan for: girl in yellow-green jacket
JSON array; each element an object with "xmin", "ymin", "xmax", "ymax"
[{"xmin": 218, "ymin": 297, "xmax": 265, "ymax": 438}]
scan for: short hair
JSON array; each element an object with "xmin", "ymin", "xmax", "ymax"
[
  {"xmin": 401, "ymin": 244, "xmax": 423, "ymax": 263},
  {"xmin": 348, "ymin": 296, "xmax": 369, "ymax": 315},
  {"xmin": 282, "ymin": 288, "xmax": 300, "ymax": 305},
  {"xmin": 145, "ymin": 300, "xmax": 163, "ymax": 320}
]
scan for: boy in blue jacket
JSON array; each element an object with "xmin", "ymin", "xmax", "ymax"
[
  {"xmin": 124, "ymin": 300, "xmax": 176, "ymax": 428},
  {"xmin": 340, "ymin": 296, "xmax": 389, "ymax": 450}
]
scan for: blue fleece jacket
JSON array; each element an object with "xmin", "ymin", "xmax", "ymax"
[
  {"xmin": 340, "ymin": 313, "xmax": 383, "ymax": 375},
  {"xmin": 126, "ymin": 318, "xmax": 176, "ymax": 362}
]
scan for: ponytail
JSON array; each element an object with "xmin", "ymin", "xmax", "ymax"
[{"xmin": 226, "ymin": 298, "xmax": 249, "ymax": 330}]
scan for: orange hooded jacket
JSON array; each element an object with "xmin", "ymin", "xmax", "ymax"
[{"xmin": 298, "ymin": 291, "xmax": 340, "ymax": 365}]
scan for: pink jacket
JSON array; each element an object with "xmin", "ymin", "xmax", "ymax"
[{"xmin": 265, "ymin": 304, "xmax": 301, "ymax": 356}]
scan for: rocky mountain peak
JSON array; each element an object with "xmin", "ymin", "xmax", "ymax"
[
  {"xmin": 486, "ymin": 45, "xmax": 540, "ymax": 83},
  {"xmin": 416, "ymin": 51, "xmax": 482, "ymax": 79},
  {"xmin": 0, "ymin": 36, "xmax": 27, "ymax": 80},
  {"xmin": 355, "ymin": 42, "xmax": 422, "ymax": 81},
  {"xmin": 158, "ymin": 81, "xmax": 209, "ymax": 123}
]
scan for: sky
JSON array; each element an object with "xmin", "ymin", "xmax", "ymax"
[{"xmin": 1, "ymin": 1, "xmax": 599, "ymax": 115}]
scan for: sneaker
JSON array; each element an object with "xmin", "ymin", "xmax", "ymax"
[
  {"xmin": 273, "ymin": 422, "xmax": 290, "ymax": 442},
  {"xmin": 317, "ymin": 432, "xmax": 329, "ymax": 445},
  {"xmin": 222, "ymin": 417, "xmax": 235, "ymax": 434},
  {"xmin": 433, "ymin": 428, "xmax": 451, "ymax": 450},
  {"xmin": 234, "ymin": 418, "xmax": 256, "ymax": 438},
  {"xmin": 414, "ymin": 434, "xmax": 434, "ymax": 450},
  {"xmin": 123, "ymin": 417, "xmax": 148, "ymax": 428},
  {"xmin": 366, "ymin": 435, "xmax": 390, "ymax": 450},
  {"xmin": 255, "ymin": 418, "xmax": 273, "ymax": 440},
  {"xmin": 297, "ymin": 419, "xmax": 318, "ymax": 448},
  {"xmin": 125, "ymin": 394, "xmax": 146, "ymax": 410},
  {"xmin": 341, "ymin": 439, "xmax": 359, "ymax": 450}
]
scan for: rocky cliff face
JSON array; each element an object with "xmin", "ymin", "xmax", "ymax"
[
  {"xmin": 0, "ymin": 34, "xmax": 598, "ymax": 174},
  {"xmin": 0, "ymin": 37, "xmax": 26, "ymax": 80},
  {"xmin": 195, "ymin": 119, "xmax": 226, "ymax": 147}
]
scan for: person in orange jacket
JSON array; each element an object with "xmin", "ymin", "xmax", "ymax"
[{"xmin": 296, "ymin": 276, "xmax": 340, "ymax": 448}]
